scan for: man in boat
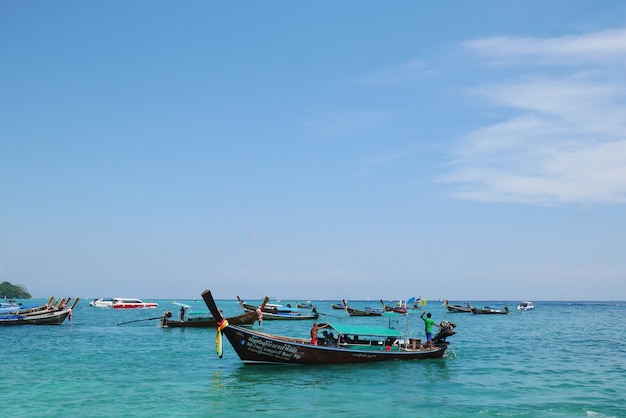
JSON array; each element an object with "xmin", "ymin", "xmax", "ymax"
[
  {"xmin": 420, "ymin": 311, "xmax": 440, "ymax": 349},
  {"xmin": 310, "ymin": 323, "xmax": 329, "ymax": 345}
]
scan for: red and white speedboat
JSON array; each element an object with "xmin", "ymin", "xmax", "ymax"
[{"xmin": 112, "ymin": 298, "xmax": 158, "ymax": 309}]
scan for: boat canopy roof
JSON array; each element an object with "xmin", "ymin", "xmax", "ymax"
[{"xmin": 329, "ymin": 324, "xmax": 404, "ymax": 338}]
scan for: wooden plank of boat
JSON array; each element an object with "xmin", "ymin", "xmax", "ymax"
[
  {"xmin": 202, "ymin": 290, "xmax": 454, "ymax": 365},
  {"xmin": 161, "ymin": 297, "xmax": 270, "ymax": 328}
]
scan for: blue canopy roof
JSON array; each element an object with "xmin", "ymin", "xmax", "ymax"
[{"xmin": 329, "ymin": 324, "xmax": 403, "ymax": 338}]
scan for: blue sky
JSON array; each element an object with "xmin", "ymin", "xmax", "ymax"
[{"xmin": 2, "ymin": 1, "xmax": 626, "ymax": 301}]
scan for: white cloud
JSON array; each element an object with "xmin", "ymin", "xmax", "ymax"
[
  {"xmin": 444, "ymin": 29, "xmax": 626, "ymax": 205},
  {"xmin": 465, "ymin": 28, "xmax": 626, "ymax": 65}
]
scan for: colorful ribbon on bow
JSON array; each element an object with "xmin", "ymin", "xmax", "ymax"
[{"xmin": 216, "ymin": 319, "xmax": 229, "ymax": 358}]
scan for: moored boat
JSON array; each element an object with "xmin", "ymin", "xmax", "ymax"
[
  {"xmin": 112, "ymin": 298, "xmax": 158, "ymax": 309},
  {"xmin": 237, "ymin": 296, "xmax": 319, "ymax": 320},
  {"xmin": 342, "ymin": 299, "xmax": 383, "ymax": 316},
  {"xmin": 203, "ymin": 290, "xmax": 457, "ymax": 365},
  {"xmin": 330, "ymin": 301, "xmax": 347, "ymax": 310},
  {"xmin": 0, "ymin": 301, "xmax": 39, "ymax": 314},
  {"xmin": 89, "ymin": 298, "xmax": 115, "ymax": 308},
  {"xmin": 443, "ymin": 300, "xmax": 472, "ymax": 313},
  {"xmin": 160, "ymin": 297, "xmax": 269, "ymax": 328},
  {"xmin": 0, "ymin": 298, "xmax": 79, "ymax": 326},
  {"xmin": 470, "ymin": 305, "xmax": 510, "ymax": 315},
  {"xmin": 380, "ymin": 299, "xmax": 408, "ymax": 314},
  {"xmin": 517, "ymin": 301, "xmax": 535, "ymax": 311}
]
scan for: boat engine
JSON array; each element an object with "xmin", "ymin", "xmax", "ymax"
[{"xmin": 433, "ymin": 320, "xmax": 456, "ymax": 344}]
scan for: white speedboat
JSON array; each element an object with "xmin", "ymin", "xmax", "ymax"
[
  {"xmin": 516, "ymin": 301, "xmax": 535, "ymax": 311},
  {"xmin": 89, "ymin": 298, "xmax": 115, "ymax": 308},
  {"xmin": 112, "ymin": 298, "xmax": 158, "ymax": 309}
]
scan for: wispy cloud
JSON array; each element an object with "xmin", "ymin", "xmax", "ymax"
[
  {"xmin": 465, "ymin": 29, "xmax": 626, "ymax": 65},
  {"xmin": 444, "ymin": 29, "xmax": 626, "ymax": 205}
]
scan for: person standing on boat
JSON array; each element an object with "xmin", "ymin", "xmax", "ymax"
[
  {"xmin": 420, "ymin": 311, "xmax": 440, "ymax": 349},
  {"xmin": 310, "ymin": 323, "xmax": 328, "ymax": 345},
  {"xmin": 256, "ymin": 307, "xmax": 263, "ymax": 325}
]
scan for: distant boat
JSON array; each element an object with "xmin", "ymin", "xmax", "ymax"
[
  {"xmin": 345, "ymin": 306, "xmax": 383, "ymax": 317},
  {"xmin": 160, "ymin": 297, "xmax": 269, "ymax": 328},
  {"xmin": 89, "ymin": 298, "xmax": 115, "ymax": 308},
  {"xmin": 470, "ymin": 305, "xmax": 510, "ymax": 315},
  {"xmin": 517, "ymin": 301, "xmax": 535, "ymax": 311},
  {"xmin": 0, "ymin": 296, "xmax": 66, "ymax": 316},
  {"xmin": 380, "ymin": 299, "xmax": 407, "ymax": 314},
  {"xmin": 237, "ymin": 296, "xmax": 319, "ymax": 320},
  {"xmin": 342, "ymin": 299, "xmax": 383, "ymax": 316},
  {"xmin": 330, "ymin": 301, "xmax": 347, "ymax": 310},
  {"xmin": 443, "ymin": 300, "xmax": 472, "ymax": 313},
  {"xmin": 112, "ymin": 298, "xmax": 158, "ymax": 309},
  {"xmin": 0, "ymin": 297, "xmax": 50, "ymax": 314},
  {"xmin": 203, "ymin": 290, "xmax": 457, "ymax": 365},
  {"xmin": 0, "ymin": 298, "xmax": 79, "ymax": 326}
]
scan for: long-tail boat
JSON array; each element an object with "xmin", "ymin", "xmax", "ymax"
[
  {"xmin": 237, "ymin": 296, "xmax": 319, "ymax": 320},
  {"xmin": 443, "ymin": 300, "xmax": 472, "ymax": 313},
  {"xmin": 342, "ymin": 299, "xmax": 383, "ymax": 316},
  {"xmin": 160, "ymin": 297, "xmax": 269, "ymax": 328},
  {"xmin": 470, "ymin": 305, "xmax": 510, "ymax": 314},
  {"xmin": 203, "ymin": 290, "xmax": 456, "ymax": 365},
  {"xmin": 330, "ymin": 301, "xmax": 346, "ymax": 310},
  {"xmin": 0, "ymin": 298, "xmax": 79, "ymax": 326}
]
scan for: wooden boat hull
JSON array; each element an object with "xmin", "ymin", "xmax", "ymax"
[
  {"xmin": 221, "ymin": 325, "xmax": 446, "ymax": 365},
  {"xmin": 0, "ymin": 309, "xmax": 71, "ymax": 326},
  {"xmin": 446, "ymin": 305, "xmax": 472, "ymax": 313},
  {"xmin": 346, "ymin": 307, "xmax": 382, "ymax": 317},
  {"xmin": 161, "ymin": 310, "xmax": 259, "ymax": 328},
  {"xmin": 470, "ymin": 307, "xmax": 509, "ymax": 314},
  {"xmin": 162, "ymin": 296, "xmax": 269, "ymax": 328}
]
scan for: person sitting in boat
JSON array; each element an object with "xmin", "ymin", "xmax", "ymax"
[
  {"xmin": 310, "ymin": 323, "xmax": 329, "ymax": 345},
  {"xmin": 326, "ymin": 332, "xmax": 338, "ymax": 347},
  {"xmin": 320, "ymin": 330, "xmax": 330, "ymax": 346}
]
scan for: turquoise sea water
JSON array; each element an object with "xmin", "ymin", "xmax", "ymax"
[{"xmin": 2, "ymin": 298, "xmax": 625, "ymax": 417}]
